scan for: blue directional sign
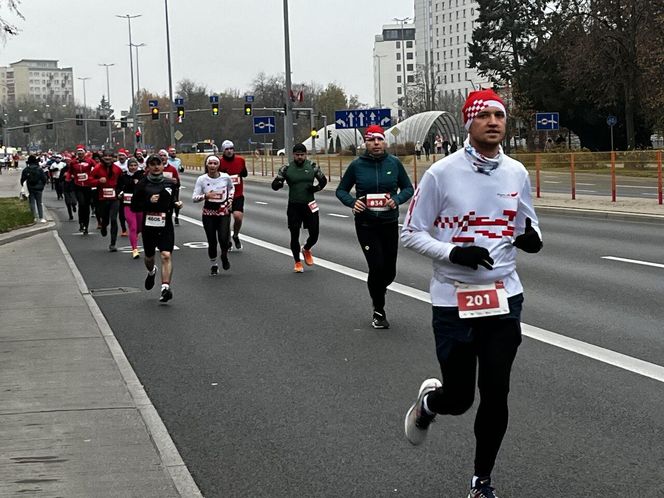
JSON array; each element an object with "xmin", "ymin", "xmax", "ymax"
[
  {"xmin": 148, "ymin": 99, "xmax": 158, "ymax": 108},
  {"xmin": 334, "ymin": 108, "xmax": 392, "ymax": 129},
  {"xmin": 209, "ymin": 95, "xmax": 219, "ymax": 104},
  {"xmin": 245, "ymin": 95, "xmax": 254, "ymax": 103},
  {"xmin": 174, "ymin": 97, "xmax": 184, "ymax": 106},
  {"xmin": 606, "ymin": 115, "xmax": 617, "ymax": 127},
  {"xmin": 535, "ymin": 112, "xmax": 559, "ymax": 131},
  {"xmin": 253, "ymin": 116, "xmax": 276, "ymax": 134}
]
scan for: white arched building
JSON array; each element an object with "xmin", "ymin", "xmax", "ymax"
[{"xmin": 384, "ymin": 111, "xmax": 463, "ymax": 146}]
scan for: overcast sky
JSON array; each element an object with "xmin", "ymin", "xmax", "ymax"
[{"xmin": 1, "ymin": 0, "xmax": 412, "ymax": 112}]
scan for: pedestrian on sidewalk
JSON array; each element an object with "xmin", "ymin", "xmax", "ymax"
[
  {"xmin": 400, "ymin": 89, "xmax": 543, "ymax": 498},
  {"xmin": 20, "ymin": 154, "xmax": 48, "ymax": 223},
  {"xmin": 335, "ymin": 124, "xmax": 414, "ymax": 329},
  {"xmin": 271, "ymin": 143, "xmax": 327, "ymax": 273}
]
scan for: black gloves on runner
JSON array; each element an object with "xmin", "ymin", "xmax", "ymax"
[
  {"xmin": 513, "ymin": 218, "xmax": 543, "ymax": 253},
  {"xmin": 271, "ymin": 177, "xmax": 284, "ymax": 191},
  {"xmin": 449, "ymin": 246, "xmax": 494, "ymax": 270}
]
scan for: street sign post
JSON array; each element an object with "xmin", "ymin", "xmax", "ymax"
[
  {"xmin": 209, "ymin": 95, "xmax": 219, "ymax": 104},
  {"xmin": 334, "ymin": 108, "xmax": 391, "ymax": 129},
  {"xmin": 174, "ymin": 97, "xmax": 184, "ymax": 106},
  {"xmin": 607, "ymin": 115, "xmax": 617, "ymax": 151},
  {"xmin": 535, "ymin": 112, "xmax": 559, "ymax": 131},
  {"xmin": 253, "ymin": 116, "xmax": 276, "ymax": 134},
  {"xmin": 245, "ymin": 95, "xmax": 254, "ymax": 103},
  {"xmin": 148, "ymin": 99, "xmax": 158, "ymax": 108}
]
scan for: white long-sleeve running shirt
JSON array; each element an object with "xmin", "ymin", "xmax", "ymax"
[
  {"xmin": 192, "ymin": 173, "xmax": 235, "ymax": 216},
  {"xmin": 401, "ymin": 149, "xmax": 541, "ymax": 306}
]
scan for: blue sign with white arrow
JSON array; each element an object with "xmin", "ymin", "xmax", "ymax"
[
  {"xmin": 535, "ymin": 112, "xmax": 559, "ymax": 131},
  {"xmin": 174, "ymin": 97, "xmax": 184, "ymax": 106},
  {"xmin": 209, "ymin": 95, "xmax": 219, "ymax": 104},
  {"xmin": 253, "ymin": 116, "xmax": 276, "ymax": 134},
  {"xmin": 334, "ymin": 108, "xmax": 391, "ymax": 129}
]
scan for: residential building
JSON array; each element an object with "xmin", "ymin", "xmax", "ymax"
[
  {"xmin": 0, "ymin": 59, "xmax": 74, "ymax": 106},
  {"xmin": 373, "ymin": 22, "xmax": 416, "ymax": 119},
  {"xmin": 414, "ymin": 0, "xmax": 489, "ymax": 100}
]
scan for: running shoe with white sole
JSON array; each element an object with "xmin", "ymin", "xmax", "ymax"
[
  {"xmin": 468, "ymin": 477, "xmax": 499, "ymax": 498},
  {"xmin": 404, "ymin": 378, "xmax": 442, "ymax": 445},
  {"xmin": 159, "ymin": 287, "xmax": 173, "ymax": 302}
]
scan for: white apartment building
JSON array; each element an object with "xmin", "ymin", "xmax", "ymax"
[
  {"xmin": 373, "ymin": 22, "xmax": 416, "ymax": 119},
  {"xmin": 0, "ymin": 59, "xmax": 74, "ymax": 106},
  {"xmin": 414, "ymin": 0, "xmax": 488, "ymax": 99}
]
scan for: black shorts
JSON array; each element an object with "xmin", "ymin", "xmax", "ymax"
[
  {"xmin": 142, "ymin": 222, "xmax": 175, "ymax": 257},
  {"xmin": 231, "ymin": 196, "xmax": 245, "ymax": 213},
  {"xmin": 287, "ymin": 202, "xmax": 318, "ymax": 230}
]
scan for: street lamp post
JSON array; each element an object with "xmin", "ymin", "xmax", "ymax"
[
  {"xmin": 374, "ymin": 54, "xmax": 387, "ymax": 107},
  {"xmin": 164, "ymin": 0, "xmax": 175, "ymax": 148},
  {"xmin": 116, "ymin": 14, "xmax": 141, "ymax": 145},
  {"xmin": 130, "ymin": 43, "xmax": 146, "ymax": 96},
  {"xmin": 99, "ymin": 63, "xmax": 114, "ymax": 147},
  {"xmin": 77, "ymin": 77, "xmax": 91, "ymax": 147},
  {"xmin": 393, "ymin": 16, "xmax": 411, "ymax": 118},
  {"xmin": 282, "ymin": 0, "xmax": 294, "ymax": 163}
]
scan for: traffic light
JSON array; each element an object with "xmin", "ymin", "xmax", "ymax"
[
  {"xmin": 23, "ymin": 123, "xmax": 30, "ymax": 133},
  {"xmin": 310, "ymin": 128, "xmax": 318, "ymax": 138},
  {"xmin": 327, "ymin": 130, "xmax": 332, "ymax": 140},
  {"xmin": 100, "ymin": 115, "xmax": 107, "ymax": 127},
  {"xmin": 211, "ymin": 103, "xmax": 219, "ymax": 116},
  {"xmin": 120, "ymin": 117, "xmax": 127, "ymax": 128},
  {"xmin": 46, "ymin": 119, "xmax": 54, "ymax": 130},
  {"xmin": 151, "ymin": 107, "xmax": 160, "ymax": 120},
  {"xmin": 177, "ymin": 106, "xmax": 185, "ymax": 120},
  {"xmin": 244, "ymin": 103, "xmax": 252, "ymax": 116},
  {"xmin": 76, "ymin": 114, "xmax": 83, "ymax": 125}
]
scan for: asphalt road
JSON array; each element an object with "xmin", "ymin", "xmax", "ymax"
[
  {"xmin": 531, "ymin": 170, "xmax": 662, "ymax": 199},
  {"xmin": 45, "ymin": 178, "xmax": 664, "ymax": 497}
]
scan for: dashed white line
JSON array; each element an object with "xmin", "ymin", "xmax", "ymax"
[
  {"xmin": 576, "ymin": 189, "xmax": 597, "ymax": 193},
  {"xmin": 543, "ymin": 181, "xmax": 562, "ymax": 184},
  {"xmin": 617, "ymin": 185, "xmax": 658, "ymax": 189},
  {"xmin": 602, "ymin": 256, "xmax": 664, "ymax": 269},
  {"xmin": 576, "ymin": 182, "xmax": 596, "ymax": 186},
  {"xmin": 178, "ymin": 213, "xmax": 664, "ymax": 384},
  {"xmin": 255, "ymin": 201, "xmax": 269, "ymax": 205},
  {"xmin": 328, "ymin": 213, "xmax": 349, "ymax": 218}
]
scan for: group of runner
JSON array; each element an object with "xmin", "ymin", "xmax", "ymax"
[{"xmin": 31, "ymin": 88, "xmax": 542, "ymax": 498}]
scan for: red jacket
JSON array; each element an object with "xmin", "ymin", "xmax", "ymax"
[
  {"xmin": 89, "ymin": 163, "xmax": 123, "ymax": 200},
  {"xmin": 162, "ymin": 164, "xmax": 181, "ymax": 184},
  {"xmin": 70, "ymin": 159, "xmax": 96, "ymax": 187},
  {"xmin": 219, "ymin": 155, "xmax": 247, "ymax": 197}
]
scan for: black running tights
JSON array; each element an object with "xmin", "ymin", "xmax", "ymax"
[{"xmin": 202, "ymin": 215, "xmax": 230, "ymax": 260}]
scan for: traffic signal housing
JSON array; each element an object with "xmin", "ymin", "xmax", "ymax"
[
  {"xmin": 244, "ymin": 103, "xmax": 252, "ymax": 116},
  {"xmin": 76, "ymin": 114, "xmax": 83, "ymax": 125},
  {"xmin": 23, "ymin": 123, "xmax": 30, "ymax": 133},
  {"xmin": 100, "ymin": 115, "xmax": 107, "ymax": 127},
  {"xmin": 151, "ymin": 107, "xmax": 160, "ymax": 120},
  {"xmin": 46, "ymin": 119, "xmax": 54, "ymax": 130},
  {"xmin": 177, "ymin": 106, "xmax": 185, "ymax": 120},
  {"xmin": 211, "ymin": 103, "xmax": 219, "ymax": 116},
  {"xmin": 120, "ymin": 117, "xmax": 127, "ymax": 128},
  {"xmin": 327, "ymin": 130, "xmax": 332, "ymax": 140}
]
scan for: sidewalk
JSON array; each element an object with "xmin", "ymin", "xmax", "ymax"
[{"xmin": 0, "ymin": 171, "xmax": 199, "ymax": 496}]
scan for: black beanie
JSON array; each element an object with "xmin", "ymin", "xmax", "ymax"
[{"xmin": 292, "ymin": 143, "xmax": 307, "ymax": 154}]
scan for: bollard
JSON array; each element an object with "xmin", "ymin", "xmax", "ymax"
[
  {"xmin": 658, "ymin": 150, "xmax": 662, "ymax": 205},
  {"xmin": 570, "ymin": 153, "xmax": 576, "ymax": 200},
  {"xmin": 611, "ymin": 151, "xmax": 616, "ymax": 202},
  {"xmin": 271, "ymin": 154, "xmax": 274, "ymax": 177},
  {"xmin": 413, "ymin": 155, "xmax": 418, "ymax": 188}
]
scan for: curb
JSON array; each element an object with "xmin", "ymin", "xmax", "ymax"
[
  {"xmin": 0, "ymin": 220, "xmax": 55, "ymax": 246},
  {"xmin": 534, "ymin": 204, "xmax": 664, "ymax": 222}
]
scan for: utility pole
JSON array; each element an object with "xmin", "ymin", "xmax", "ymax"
[
  {"xmin": 116, "ymin": 14, "xmax": 141, "ymax": 145},
  {"xmin": 77, "ymin": 77, "xmax": 91, "ymax": 147},
  {"xmin": 282, "ymin": 0, "xmax": 294, "ymax": 163},
  {"xmin": 99, "ymin": 63, "xmax": 114, "ymax": 147},
  {"xmin": 130, "ymin": 43, "xmax": 146, "ymax": 97},
  {"xmin": 164, "ymin": 0, "xmax": 175, "ymax": 148}
]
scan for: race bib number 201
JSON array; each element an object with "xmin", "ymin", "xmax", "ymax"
[{"xmin": 456, "ymin": 281, "xmax": 509, "ymax": 319}]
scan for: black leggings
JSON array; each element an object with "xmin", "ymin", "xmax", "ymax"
[
  {"xmin": 426, "ymin": 299, "xmax": 523, "ymax": 478},
  {"xmin": 202, "ymin": 215, "xmax": 231, "ymax": 260},
  {"xmin": 98, "ymin": 200, "xmax": 120, "ymax": 245},
  {"xmin": 287, "ymin": 203, "xmax": 319, "ymax": 262},
  {"xmin": 75, "ymin": 186, "xmax": 93, "ymax": 229},
  {"xmin": 354, "ymin": 220, "xmax": 399, "ymax": 312}
]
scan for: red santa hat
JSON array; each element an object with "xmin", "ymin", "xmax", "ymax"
[
  {"xmin": 462, "ymin": 89, "xmax": 506, "ymax": 130},
  {"xmin": 364, "ymin": 124, "xmax": 385, "ymax": 141},
  {"xmin": 75, "ymin": 144, "xmax": 86, "ymax": 152},
  {"xmin": 118, "ymin": 148, "xmax": 129, "ymax": 156}
]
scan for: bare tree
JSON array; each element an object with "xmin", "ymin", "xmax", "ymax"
[{"xmin": 1, "ymin": 0, "xmax": 23, "ymax": 42}]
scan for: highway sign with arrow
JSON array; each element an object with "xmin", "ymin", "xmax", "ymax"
[
  {"xmin": 253, "ymin": 116, "xmax": 276, "ymax": 134},
  {"xmin": 335, "ymin": 108, "xmax": 391, "ymax": 129}
]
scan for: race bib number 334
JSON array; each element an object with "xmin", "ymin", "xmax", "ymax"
[{"xmin": 456, "ymin": 281, "xmax": 509, "ymax": 319}]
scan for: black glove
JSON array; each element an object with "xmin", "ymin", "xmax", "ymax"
[
  {"xmin": 513, "ymin": 218, "xmax": 543, "ymax": 253},
  {"xmin": 449, "ymin": 246, "xmax": 494, "ymax": 270},
  {"xmin": 271, "ymin": 177, "xmax": 284, "ymax": 191},
  {"xmin": 306, "ymin": 184, "xmax": 319, "ymax": 193}
]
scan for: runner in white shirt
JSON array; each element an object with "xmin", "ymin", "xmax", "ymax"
[
  {"xmin": 192, "ymin": 154, "xmax": 235, "ymax": 275},
  {"xmin": 400, "ymin": 89, "xmax": 543, "ymax": 498}
]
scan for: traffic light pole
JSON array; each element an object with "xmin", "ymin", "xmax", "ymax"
[{"xmin": 282, "ymin": 0, "xmax": 294, "ymax": 163}]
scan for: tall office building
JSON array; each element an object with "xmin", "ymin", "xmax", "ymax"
[
  {"xmin": 0, "ymin": 59, "xmax": 74, "ymax": 106},
  {"xmin": 414, "ymin": 0, "xmax": 488, "ymax": 101},
  {"xmin": 373, "ymin": 22, "xmax": 416, "ymax": 118}
]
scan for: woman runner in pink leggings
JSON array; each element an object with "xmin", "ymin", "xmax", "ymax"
[{"xmin": 117, "ymin": 158, "xmax": 145, "ymax": 259}]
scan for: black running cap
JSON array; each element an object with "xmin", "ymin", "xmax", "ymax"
[{"xmin": 293, "ymin": 143, "xmax": 307, "ymax": 153}]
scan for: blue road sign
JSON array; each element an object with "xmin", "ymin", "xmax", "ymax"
[
  {"xmin": 536, "ymin": 112, "xmax": 559, "ymax": 131},
  {"xmin": 334, "ymin": 108, "xmax": 392, "ymax": 129},
  {"xmin": 606, "ymin": 115, "xmax": 617, "ymax": 127},
  {"xmin": 245, "ymin": 95, "xmax": 255, "ymax": 103},
  {"xmin": 209, "ymin": 95, "xmax": 219, "ymax": 104},
  {"xmin": 148, "ymin": 99, "xmax": 158, "ymax": 108},
  {"xmin": 174, "ymin": 98, "xmax": 184, "ymax": 106},
  {"xmin": 253, "ymin": 116, "xmax": 276, "ymax": 134}
]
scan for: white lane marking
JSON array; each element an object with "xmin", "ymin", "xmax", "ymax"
[
  {"xmin": 617, "ymin": 185, "xmax": 658, "ymax": 189},
  {"xmin": 328, "ymin": 213, "xmax": 349, "ymax": 218},
  {"xmin": 255, "ymin": 201, "xmax": 269, "ymax": 205},
  {"xmin": 576, "ymin": 182, "xmax": 596, "ymax": 186},
  {"xmin": 602, "ymin": 256, "xmax": 664, "ymax": 269},
  {"xmin": 179, "ymin": 214, "xmax": 664, "ymax": 384},
  {"xmin": 576, "ymin": 189, "xmax": 597, "ymax": 193},
  {"xmin": 543, "ymin": 181, "xmax": 561, "ymax": 184}
]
